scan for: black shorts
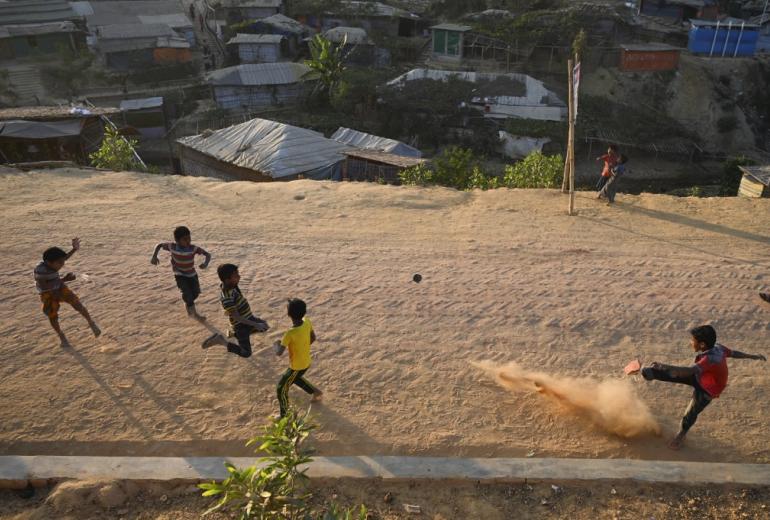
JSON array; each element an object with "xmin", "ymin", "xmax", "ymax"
[
  {"xmin": 175, "ymin": 275, "xmax": 201, "ymax": 307},
  {"xmin": 233, "ymin": 318, "xmax": 269, "ymax": 356}
]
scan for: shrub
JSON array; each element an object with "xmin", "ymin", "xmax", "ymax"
[
  {"xmin": 432, "ymin": 146, "xmax": 478, "ymax": 190},
  {"xmin": 399, "ymin": 163, "xmax": 433, "ymax": 186},
  {"xmin": 89, "ymin": 126, "xmax": 141, "ymax": 171},
  {"xmin": 502, "ymin": 151, "xmax": 563, "ymax": 188}
]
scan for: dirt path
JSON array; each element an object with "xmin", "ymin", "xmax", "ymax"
[{"xmin": 0, "ymin": 169, "xmax": 768, "ymax": 463}]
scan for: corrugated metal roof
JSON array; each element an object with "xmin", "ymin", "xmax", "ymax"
[
  {"xmin": 430, "ymin": 23, "xmax": 472, "ymax": 31},
  {"xmin": 0, "ymin": 105, "xmax": 120, "ymax": 121},
  {"xmin": 332, "ymin": 127, "xmax": 421, "ymax": 158},
  {"xmin": 177, "ymin": 118, "xmax": 352, "ymax": 179},
  {"xmin": 0, "ymin": 119, "xmax": 83, "ymax": 139},
  {"xmin": 0, "ymin": 21, "xmax": 77, "ymax": 38},
  {"xmin": 82, "ymin": 1, "xmax": 192, "ymax": 28},
  {"xmin": 324, "ymin": 26, "xmax": 369, "ymax": 44},
  {"xmin": 0, "ymin": 0, "xmax": 78, "ymax": 25},
  {"xmin": 69, "ymin": 1, "xmax": 94, "ymax": 16},
  {"xmin": 227, "ymin": 33, "xmax": 284, "ymax": 45},
  {"xmin": 258, "ymin": 13, "xmax": 308, "ymax": 34},
  {"xmin": 739, "ymin": 165, "xmax": 770, "ymax": 186},
  {"xmin": 138, "ymin": 14, "xmax": 192, "ymax": 29},
  {"xmin": 220, "ymin": 0, "xmax": 283, "ymax": 8},
  {"xmin": 207, "ymin": 62, "xmax": 313, "ymax": 86},
  {"xmin": 690, "ymin": 18, "xmax": 759, "ymax": 28},
  {"xmin": 98, "ymin": 23, "xmax": 178, "ymax": 40},
  {"xmin": 344, "ymin": 149, "xmax": 426, "ymax": 167},
  {"xmin": 334, "ymin": 1, "xmax": 418, "ymax": 19},
  {"xmin": 120, "ymin": 97, "xmax": 164, "ymax": 111}
]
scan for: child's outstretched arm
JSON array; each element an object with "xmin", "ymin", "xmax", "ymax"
[
  {"xmin": 150, "ymin": 243, "xmax": 166, "ymax": 265},
  {"xmin": 64, "ymin": 237, "xmax": 81, "ymax": 260},
  {"xmin": 198, "ymin": 247, "xmax": 211, "ymax": 269},
  {"xmin": 730, "ymin": 350, "xmax": 767, "ymax": 361}
]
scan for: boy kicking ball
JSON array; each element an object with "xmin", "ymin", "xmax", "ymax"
[
  {"xmin": 34, "ymin": 238, "xmax": 101, "ymax": 347},
  {"xmin": 641, "ymin": 325, "xmax": 766, "ymax": 450},
  {"xmin": 274, "ymin": 298, "xmax": 323, "ymax": 417}
]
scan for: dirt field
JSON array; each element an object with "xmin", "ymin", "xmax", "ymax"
[
  {"xmin": 1, "ymin": 479, "xmax": 769, "ymax": 520},
  {"xmin": 0, "ymin": 168, "xmax": 768, "ymax": 462}
]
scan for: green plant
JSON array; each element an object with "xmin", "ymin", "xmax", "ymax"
[
  {"xmin": 467, "ymin": 166, "xmax": 498, "ymax": 190},
  {"xmin": 322, "ymin": 503, "xmax": 369, "ymax": 520},
  {"xmin": 305, "ymin": 35, "xmax": 347, "ymax": 106},
  {"xmin": 720, "ymin": 154, "xmax": 755, "ymax": 195},
  {"xmin": 502, "ymin": 151, "xmax": 563, "ymax": 188},
  {"xmin": 432, "ymin": 147, "xmax": 479, "ymax": 190},
  {"xmin": 399, "ymin": 163, "xmax": 434, "ymax": 186},
  {"xmin": 89, "ymin": 126, "xmax": 140, "ymax": 171},
  {"xmin": 199, "ymin": 408, "xmax": 316, "ymax": 519}
]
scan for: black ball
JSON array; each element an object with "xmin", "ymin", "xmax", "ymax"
[{"xmin": 413, "ymin": 273, "xmax": 422, "ymax": 283}]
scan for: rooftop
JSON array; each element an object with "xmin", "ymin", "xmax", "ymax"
[
  {"xmin": 0, "ymin": 105, "xmax": 121, "ymax": 121},
  {"xmin": 430, "ymin": 23, "xmax": 472, "ymax": 32},
  {"xmin": 97, "ymin": 23, "xmax": 179, "ymax": 40},
  {"xmin": 344, "ymin": 149, "xmax": 426, "ymax": 168},
  {"xmin": 227, "ymin": 33, "xmax": 284, "ymax": 45},
  {"xmin": 332, "ymin": 1, "xmax": 418, "ymax": 19},
  {"xmin": 0, "ymin": 0, "xmax": 78, "ymax": 25},
  {"xmin": 257, "ymin": 13, "xmax": 309, "ymax": 34},
  {"xmin": 620, "ymin": 43, "xmax": 682, "ymax": 51},
  {"xmin": 207, "ymin": 62, "xmax": 314, "ymax": 86},
  {"xmin": 74, "ymin": 0, "xmax": 193, "ymax": 28},
  {"xmin": 739, "ymin": 165, "xmax": 770, "ymax": 186},
  {"xmin": 0, "ymin": 20, "xmax": 77, "ymax": 38},
  {"xmin": 324, "ymin": 26, "xmax": 370, "ymax": 44}
]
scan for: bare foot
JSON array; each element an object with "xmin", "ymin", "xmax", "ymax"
[
  {"xmin": 760, "ymin": 293, "xmax": 770, "ymax": 304},
  {"xmin": 311, "ymin": 391, "xmax": 324, "ymax": 402},
  {"xmin": 668, "ymin": 433, "xmax": 685, "ymax": 450},
  {"xmin": 90, "ymin": 324, "xmax": 101, "ymax": 338}
]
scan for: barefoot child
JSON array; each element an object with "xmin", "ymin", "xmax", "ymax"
[
  {"xmin": 595, "ymin": 144, "xmax": 618, "ymax": 193},
  {"xmin": 201, "ymin": 263, "xmax": 269, "ymax": 357},
  {"xmin": 150, "ymin": 226, "xmax": 211, "ymax": 320},
  {"xmin": 598, "ymin": 154, "xmax": 628, "ymax": 204},
  {"xmin": 641, "ymin": 325, "xmax": 766, "ymax": 450},
  {"xmin": 273, "ymin": 298, "xmax": 323, "ymax": 417},
  {"xmin": 34, "ymin": 238, "xmax": 101, "ymax": 347}
]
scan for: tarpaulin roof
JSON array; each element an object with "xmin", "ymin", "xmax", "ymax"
[
  {"xmin": 323, "ymin": 26, "xmax": 370, "ymax": 44},
  {"xmin": 177, "ymin": 118, "xmax": 352, "ymax": 179},
  {"xmin": 0, "ymin": 119, "xmax": 82, "ymax": 139},
  {"xmin": 257, "ymin": 13, "xmax": 309, "ymax": 34},
  {"xmin": 331, "ymin": 127, "xmax": 421, "ymax": 158},
  {"xmin": 120, "ymin": 97, "xmax": 164, "ymax": 111},
  {"xmin": 206, "ymin": 62, "xmax": 313, "ymax": 86}
]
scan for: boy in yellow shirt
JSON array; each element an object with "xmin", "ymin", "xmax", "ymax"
[{"xmin": 273, "ymin": 298, "xmax": 323, "ymax": 417}]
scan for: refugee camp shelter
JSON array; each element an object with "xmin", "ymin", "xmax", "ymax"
[
  {"xmin": 688, "ymin": 18, "xmax": 759, "ymax": 57},
  {"xmin": 750, "ymin": 12, "xmax": 770, "ymax": 52},
  {"xmin": 0, "ymin": 105, "xmax": 119, "ymax": 164},
  {"xmin": 738, "ymin": 165, "xmax": 770, "ymax": 198},
  {"xmin": 227, "ymin": 33, "xmax": 285, "ymax": 63},
  {"xmin": 177, "ymin": 117, "xmax": 351, "ymax": 181},
  {"xmin": 0, "ymin": 0, "xmax": 79, "ymax": 26},
  {"xmin": 342, "ymin": 149, "xmax": 426, "ymax": 183},
  {"xmin": 120, "ymin": 97, "xmax": 166, "ymax": 139},
  {"xmin": 638, "ymin": 0, "xmax": 718, "ymax": 21},
  {"xmin": 215, "ymin": 0, "xmax": 283, "ymax": 25},
  {"xmin": 206, "ymin": 62, "xmax": 313, "ymax": 110},
  {"xmin": 430, "ymin": 23, "xmax": 471, "ymax": 61},
  {"xmin": 235, "ymin": 13, "xmax": 311, "ymax": 55},
  {"xmin": 96, "ymin": 23, "xmax": 191, "ymax": 69},
  {"xmin": 323, "ymin": 27, "xmax": 375, "ymax": 65},
  {"xmin": 332, "ymin": 127, "xmax": 421, "ymax": 158},
  {"xmin": 387, "ymin": 69, "xmax": 567, "ymax": 122},
  {"xmin": 619, "ymin": 43, "xmax": 681, "ymax": 71},
  {"xmin": 0, "ymin": 21, "xmax": 83, "ymax": 60},
  {"xmin": 305, "ymin": 1, "xmax": 420, "ymax": 37}
]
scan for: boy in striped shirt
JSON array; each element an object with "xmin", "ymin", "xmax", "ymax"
[
  {"xmin": 34, "ymin": 237, "xmax": 101, "ymax": 348},
  {"xmin": 201, "ymin": 263, "xmax": 269, "ymax": 357},
  {"xmin": 151, "ymin": 226, "xmax": 211, "ymax": 321}
]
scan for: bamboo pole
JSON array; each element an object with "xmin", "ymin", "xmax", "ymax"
[
  {"xmin": 562, "ymin": 58, "xmax": 574, "ymax": 195},
  {"xmin": 566, "ymin": 59, "xmax": 575, "ymax": 215}
]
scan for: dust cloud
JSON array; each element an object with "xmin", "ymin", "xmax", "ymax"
[{"xmin": 474, "ymin": 361, "xmax": 660, "ymax": 438}]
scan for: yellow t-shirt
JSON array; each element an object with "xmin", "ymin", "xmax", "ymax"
[{"xmin": 281, "ymin": 318, "xmax": 313, "ymax": 370}]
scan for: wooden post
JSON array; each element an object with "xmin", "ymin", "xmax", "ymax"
[
  {"xmin": 562, "ymin": 58, "xmax": 573, "ymax": 194},
  {"xmin": 566, "ymin": 58, "xmax": 576, "ymax": 216}
]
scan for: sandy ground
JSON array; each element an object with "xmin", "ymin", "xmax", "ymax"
[
  {"xmin": 0, "ymin": 168, "xmax": 768, "ymax": 462},
  {"xmin": 1, "ymin": 479, "xmax": 769, "ymax": 520}
]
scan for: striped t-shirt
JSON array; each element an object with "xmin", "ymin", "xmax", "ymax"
[
  {"xmin": 160, "ymin": 243, "xmax": 207, "ymax": 277},
  {"xmin": 220, "ymin": 284, "xmax": 253, "ymax": 325},
  {"xmin": 34, "ymin": 262, "xmax": 63, "ymax": 293}
]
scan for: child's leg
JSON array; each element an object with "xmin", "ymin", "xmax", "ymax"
[
  {"xmin": 641, "ymin": 364, "xmax": 697, "ymax": 386},
  {"xmin": 277, "ymin": 368, "xmax": 299, "ymax": 417},
  {"xmin": 292, "ymin": 369, "xmax": 321, "ymax": 398},
  {"xmin": 176, "ymin": 276, "xmax": 205, "ymax": 320},
  {"xmin": 670, "ymin": 388, "xmax": 712, "ymax": 450},
  {"xmin": 42, "ymin": 292, "xmax": 69, "ymax": 346}
]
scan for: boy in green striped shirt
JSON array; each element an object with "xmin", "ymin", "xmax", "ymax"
[{"xmin": 201, "ymin": 263, "xmax": 268, "ymax": 357}]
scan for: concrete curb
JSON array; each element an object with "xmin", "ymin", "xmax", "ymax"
[{"xmin": 1, "ymin": 456, "xmax": 770, "ymax": 488}]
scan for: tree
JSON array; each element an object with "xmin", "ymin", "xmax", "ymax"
[
  {"xmin": 89, "ymin": 126, "xmax": 141, "ymax": 171},
  {"xmin": 305, "ymin": 34, "xmax": 347, "ymax": 105}
]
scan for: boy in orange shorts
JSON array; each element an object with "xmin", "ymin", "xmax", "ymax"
[{"xmin": 34, "ymin": 238, "xmax": 101, "ymax": 348}]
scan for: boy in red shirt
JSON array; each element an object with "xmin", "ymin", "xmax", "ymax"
[
  {"xmin": 595, "ymin": 144, "xmax": 618, "ymax": 192},
  {"xmin": 641, "ymin": 325, "xmax": 766, "ymax": 450}
]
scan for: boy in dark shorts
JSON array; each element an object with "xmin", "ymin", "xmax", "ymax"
[
  {"xmin": 598, "ymin": 154, "xmax": 628, "ymax": 204},
  {"xmin": 273, "ymin": 298, "xmax": 323, "ymax": 417},
  {"xmin": 150, "ymin": 226, "xmax": 211, "ymax": 321},
  {"xmin": 201, "ymin": 263, "xmax": 269, "ymax": 357},
  {"xmin": 641, "ymin": 325, "xmax": 766, "ymax": 450},
  {"xmin": 34, "ymin": 238, "xmax": 101, "ymax": 347}
]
